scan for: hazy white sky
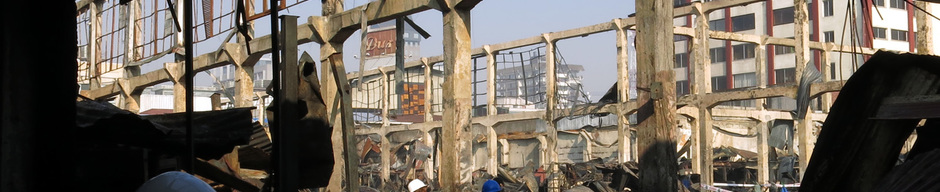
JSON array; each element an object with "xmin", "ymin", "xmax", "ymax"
[{"xmin": 144, "ymin": 0, "xmax": 636, "ymax": 102}]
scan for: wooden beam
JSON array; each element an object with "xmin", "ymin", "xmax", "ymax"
[{"xmin": 635, "ymin": 0, "xmax": 679, "ymax": 191}]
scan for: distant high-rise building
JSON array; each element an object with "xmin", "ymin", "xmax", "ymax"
[{"xmin": 494, "ymin": 54, "xmax": 590, "ymax": 111}]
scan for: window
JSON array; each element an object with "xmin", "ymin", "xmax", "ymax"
[
  {"xmin": 675, "ymin": 53, "xmax": 689, "ymax": 68},
  {"xmin": 731, "ymin": 14, "xmax": 755, "ymax": 32},
  {"xmin": 874, "ymin": 0, "xmax": 885, "ymax": 6},
  {"xmin": 733, "ymin": 73, "xmax": 757, "ymax": 88},
  {"xmin": 712, "ymin": 76, "xmax": 729, "ymax": 92},
  {"xmin": 709, "ymin": 19, "xmax": 726, "ymax": 31},
  {"xmin": 824, "ymin": 31, "xmax": 835, "ymax": 42},
  {"xmin": 773, "ymin": 7, "xmax": 795, "ymax": 25},
  {"xmin": 890, "ymin": 0, "xmax": 906, "ymax": 9},
  {"xmin": 873, "ymin": 27, "xmax": 887, "ymax": 39},
  {"xmin": 823, "ymin": 0, "xmax": 834, "ymax": 16},
  {"xmin": 774, "ymin": 45, "xmax": 796, "ymax": 55},
  {"xmin": 775, "ymin": 68, "xmax": 796, "ymax": 84},
  {"xmin": 732, "ymin": 44, "xmax": 756, "ymax": 60},
  {"xmin": 830, "ymin": 62, "xmax": 837, "ymax": 80},
  {"xmin": 710, "ymin": 47, "xmax": 727, "ymax": 63},
  {"xmin": 676, "ymin": 80, "xmax": 690, "ymax": 97},
  {"xmin": 674, "ymin": 35, "xmax": 689, "ymax": 42},
  {"xmin": 891, "ymin": 29, "xmax": 908, "ymax": 41}
]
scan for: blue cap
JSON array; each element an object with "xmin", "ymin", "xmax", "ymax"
[{"xmin": 482, "ymin": 179, "xmax": 502, "ymax": 192}]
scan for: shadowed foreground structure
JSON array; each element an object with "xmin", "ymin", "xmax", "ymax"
[{"xmin": 801, "ymin": 51, "xmax": 940, "ymax": 192}]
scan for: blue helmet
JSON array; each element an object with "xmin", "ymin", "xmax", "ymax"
[{"xmin": 482, "ymin": 179, "xmax": 502, "ymax": 192}]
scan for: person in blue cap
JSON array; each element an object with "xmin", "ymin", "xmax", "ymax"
[{"xmin": 482, "ymin": 179, "xmax": 502, "ymax": 192}]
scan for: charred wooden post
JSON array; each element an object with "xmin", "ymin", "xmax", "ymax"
[{"xmin": 635, "ymin": 0, "xmax": 679, "ymax": 191}]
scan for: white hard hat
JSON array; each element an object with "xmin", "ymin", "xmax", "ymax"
[{"xmin": 408, "ymin": 179, "xmax": 427, "ymax": 192}]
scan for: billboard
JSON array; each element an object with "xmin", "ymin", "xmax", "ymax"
[{"xmin": 364, "ymin": 29, "xmax": 397, "ymax": 58}]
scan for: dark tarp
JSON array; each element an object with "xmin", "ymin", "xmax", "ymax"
[
  {"xmin": 77, "ymin": 100, "xmax": 255, "ymax": 160},
  {"xmin": 800, "ymin": 51, "xmax": 940, "ymax": 192}
]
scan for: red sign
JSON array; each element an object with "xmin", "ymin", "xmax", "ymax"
[{"xmin": 364, "ymin": 29, "xmax": 397, "ymax": 58}]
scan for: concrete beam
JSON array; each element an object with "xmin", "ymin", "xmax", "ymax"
[{"xmin": 325, "ymin": 0, "xmax": 444, "ymax": 42}]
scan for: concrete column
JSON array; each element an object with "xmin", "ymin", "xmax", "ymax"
[
  {"xmin": 542, "ymin": 34, "xmax": 559, "ymax": 170},
  {"xmin": 794, "ymin": 0, "xmax": 814, "ymax": 180},
  {"xmin": 423, "ymin": 58, "xmax": 433, "ymax": 122},
  {"xmin": 122, "ymin": 0, "xmax": 142, "ymax": 113},
  {"xmin": 615, "ymin": 19, "xmax": 633, "ymax": 163},
  {"xmin": 487, "ymin": 125, "xmax": 498, "ymax": 176},
  {"xmin": 380, "ymin": 69, "xmax": 390, "ymax": 127},
  {"xmin": 915, "ymin": 1, "xmax": 933, "ymax": 54},
  {"xmin": 380, "ymin": 133, "xmax": 391, "ymax": 185},
  {"xmin": 440, "ymin": 5, "xmax": 474, "ymax": 191},
  {"xmin": 754, "ymin": 43, "xmax": 766, "ymax": 107},
  {"xmin": 691, "ymin": 2, "xmax": 714, "ymax": 185},
  {"xmin": 485, "ymin": 45, "xmax": 497, "ymax": 116},
  {"xmin": 580, "ymin": 131, "xmax": 593, "ymax": 161},
  {"xmin": 211, "ymin": 93, "xmax": 222, "ymax": 110},
  {"xmin": 635, "ymin": 0, "xmax": 678, "ymax": 190},
  {"xmin": 424, "ymin": 130, "xmax": 435, "ymax": 181},
  {"xmin": 536, "ymin": 135, "xmax": 548, "ymax": 166},
  {"xmin": 756, "ymin": 119, "xmax": 770, "ymax": 184},
  {"xmin": 165, "ymin": 62, "xmax": 186, "ymax": 112},
  {"xmin": 88, "ymin": 1, "xmax": 101, "ymax": 88},
  {"xmin": 117, "ymin": 79, "xmax": 141, "ymax": 113},
  {"xmin": 499, "ymin": 139, "xmax": 510, "ymax": 166},
  {"xmin": 320, "ymin": 41, "xmax": 360, "ymax": 191}
]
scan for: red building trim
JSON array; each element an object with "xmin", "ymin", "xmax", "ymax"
[
  {"xmin": 725, "ymin": 8, "xmax": 734, "ymax": 89},
  {"xmin": 908, "ymin": 3, "xmax": 915, "ymax": 52}
]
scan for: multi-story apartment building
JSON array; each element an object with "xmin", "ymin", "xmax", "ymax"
[{"xmin": 672, "ymin": 0, "xmax": 930, "ymax": 110}]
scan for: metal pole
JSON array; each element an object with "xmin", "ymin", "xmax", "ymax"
[
  {"xmin": 183, "ymin": 0, "xmax": 195, "ymax": 173},
  {"xmin": 269, "ymin": 0, "xmax": 282, "ymax": 190}
]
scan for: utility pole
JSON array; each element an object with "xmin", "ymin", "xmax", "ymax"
[{"xmin": 635, "ymin": 0, "xmax": 678, "ymax": 191}]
